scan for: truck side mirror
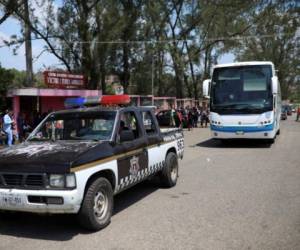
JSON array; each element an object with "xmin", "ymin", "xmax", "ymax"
[
  {"xmin": 271, "ymin": 76, "xmax": 278, "ymax": 94},
  {"xmin": 120, "ymin": 130, "xmax": 135, "ymax": 142},
  {"xmin": 203, "ymin": 79, "xmax": 211, "ymax": 98}
]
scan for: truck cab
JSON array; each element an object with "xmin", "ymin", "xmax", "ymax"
[{"xmin": 0, "ymin": 105, "xmax": 184, "ymax": 231}]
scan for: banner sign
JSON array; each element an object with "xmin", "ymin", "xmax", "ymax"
[{"xmin": 43, "ymin": 71, "xmax": 87, "ymax": 89}]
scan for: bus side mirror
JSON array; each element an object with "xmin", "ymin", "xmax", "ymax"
[
  {"xmin": 203, "ymin": 79, "xmax": 211, "ymax": 98},
  {"xmin": 272, "ymin": 76, "xmax": 278, "ymax": 94}
]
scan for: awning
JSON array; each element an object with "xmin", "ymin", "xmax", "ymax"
[{"xmin": 7, "ymin": 88, "xmax": 102, "ymax": 97}]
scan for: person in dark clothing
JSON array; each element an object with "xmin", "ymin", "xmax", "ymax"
[
  {"xmin": 201, "ymin": 108, "xmax": 209, "ymax": 128},
  {"xmin": 33, "ymin": 112, "xmax": 43, "ymax": 128},
  {"xmin": 17, "ymin": 113, "xmax": 25, "ymax": 142},
  {"xmin": 187, "ymin": 109, "xmax": 193, "ymax": 131},
  {"xmin": 192, "ymin": 107, "xmax": 199, "ymax": 128}
]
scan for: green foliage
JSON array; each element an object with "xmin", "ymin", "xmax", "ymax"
[
  {"xmin": 1, "ymin": 0, "xmax": 299, "ymax": 100},
  {"xmin": 235, "ymin": 1, "xmax": 300, "ymax": 100},
  {"xmin": 0, "ymin": 65, "xmax": 42, "ymax": 110},
  {"xmin": 0, "ymin": 64, "xmax": 14, "ymax": 110}
]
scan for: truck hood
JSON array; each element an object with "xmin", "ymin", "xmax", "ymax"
[{"xmin": 0, "ymin": 141, "xmax": 113, "ymax": 174}]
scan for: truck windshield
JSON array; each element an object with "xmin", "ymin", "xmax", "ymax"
[
  {"xmin": 211, "ymin": 65, "xmax": 273, "ymax": 114},
  {"xmin": 27, "ymin": 111, "xmax": 116, "ymax": 142}
]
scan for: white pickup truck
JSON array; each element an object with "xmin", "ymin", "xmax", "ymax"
[{"xmin": 0, "ymin": 106, "xmax": 184, "ymax": 231}]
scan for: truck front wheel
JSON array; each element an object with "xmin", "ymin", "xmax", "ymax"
[
  {"xmin": 77, "ymin": 177, "xmax": 113, "ymax": 231},
  {"xmin": 160, "ymin": 152, "xmax": 178, "ymax": 188}
]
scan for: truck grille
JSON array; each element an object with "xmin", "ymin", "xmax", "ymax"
[{"xmin": 0, "ymin": 173, "xmax": 46, "ymax": 189}]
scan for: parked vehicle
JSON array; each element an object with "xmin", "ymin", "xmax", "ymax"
[
  {"xmin": 156, "ymin": 109, "xmax": 181, "ymax": 127},
  {"xmin": 282, "ymin": 105, "xmax": 292, "ymax": 116},
  {"xmin": 0, "ymin": 104, "xmax": 184, "ymax": 231},
  {"xmin": 203, "ymin": 61, "xmax": 281, "ymax": 143}
]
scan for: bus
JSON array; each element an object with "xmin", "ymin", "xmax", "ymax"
[{"xmin": 203, "ymin": 61, "xmax": 281, "ymax": 143}]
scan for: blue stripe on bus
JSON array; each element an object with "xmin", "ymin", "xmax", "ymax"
[{"xmin": 210, "ymin": 123, "xmax": 274, "ymax": 133}]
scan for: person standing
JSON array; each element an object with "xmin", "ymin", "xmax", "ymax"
[
  {"xmin": 192, "ymin": 107, "xmax": 198, "ymax": 128},
  {"xmin": 187, "ymin": 108, "xmax": 193, "ymax": 131},
  {"xmin": 3, "ymin": 109, "xmax": 14, "ymax": 146},
  {"xmin": 296, "ymin": 105, "xmax": 300, "ymax": 122},
  {"xmin": 201, "ymin": 107, "xmax": 209, "ymax": 128},
  {"xmin": 0, "ymin": 113, "xmax": 4, "ymax": 145},
  {"xmin": 11, "ymin": 113, "xmax": 19, "ymax": 144},
  {"xmin": 170, "ymin": 105, "xmax": 176, "ymax": 127},
  {"xmin": 177, "ymin": 110, "xmax": 183, "ymax": 128},
  {"xmin": 17, "ymin": 113, "xmax": 25, "ymax": 142}
]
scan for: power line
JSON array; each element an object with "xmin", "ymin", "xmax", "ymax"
[{"xmin": 0, "ymin": 33, "xmax": 298, "ymax": 48}]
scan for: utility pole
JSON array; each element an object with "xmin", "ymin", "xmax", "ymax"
[
  {"xmin": 24, "ymin": 0, "xmax": 33, "ymax": 86},
  {"xmin": 151, "ymin": 56, "xmax": 154, "ymax": 105}
]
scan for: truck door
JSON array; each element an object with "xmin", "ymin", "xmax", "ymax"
[
  {"xmin": 141, "ymin": 110, "xmax": 165, "ymax": 172},
  {"xmin": 116, "ymin": 111, "xmax": 148, "ymax": 190}
]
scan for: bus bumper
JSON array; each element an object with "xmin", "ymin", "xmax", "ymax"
[{"xmin": 210, "ymin": 129, "xmax": 276, "ymax": 139}]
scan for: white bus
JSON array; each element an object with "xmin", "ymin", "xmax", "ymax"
[{"xmin": 203, "ymin": 61, "xmax": 281, "ymax": 143}]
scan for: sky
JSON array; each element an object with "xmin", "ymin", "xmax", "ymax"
[
  {"xmin": 0, "ymin": 17, "xmax": 61, "ymax": 71},
  {"xmin": 0, "ymin": 1, "xmax": 235, "ymax": 72}
]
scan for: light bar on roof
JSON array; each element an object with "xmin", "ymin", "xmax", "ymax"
[
  {"xmin": 101, "ymin": 95, "xmax": 130, "ymax": 105},
  {"xmin": 64, "ymin": 97, "xmax": 85, "ymax": 108},
  {"xmin": 64, "ymin": 95, "xmax": 130, "ymax": 108}
]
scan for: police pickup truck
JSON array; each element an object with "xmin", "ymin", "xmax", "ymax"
[{"xmin": 0, "ymin": 105, "xmax": 184, "ymax": 231}]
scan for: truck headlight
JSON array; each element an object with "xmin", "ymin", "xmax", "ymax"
[
  {"xmin": 66, "ymin": 173, "xmax": 76, "ymax": 188},
  {"xmin": 49, "ymin": 174, "xmax": 65, "ymax": 188}
]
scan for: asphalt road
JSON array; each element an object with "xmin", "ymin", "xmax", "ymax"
[{"xmin": 0, "ymin": 116, "xmax": 300, "ymax": 250}]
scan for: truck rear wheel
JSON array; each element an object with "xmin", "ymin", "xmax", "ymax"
[
  {"xmin": 160, "ymin": 152, "xmax": 178, "ymax": 188},
  {"xmin": 78, "ymin": 177, "xmax": 113, "ymax": 231}
]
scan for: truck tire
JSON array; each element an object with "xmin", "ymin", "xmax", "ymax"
[
  {"xmin": 160, "ymin": 152, "xmax": 178, "ymax": 188},
  {"xmin": 77, "ymin": 177, "xmax": 113, "ymax": 231}
]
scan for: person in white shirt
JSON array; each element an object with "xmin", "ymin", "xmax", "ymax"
[{"xmin": 3, "ymin": 110, "xmax": 14, "ymax": 146}]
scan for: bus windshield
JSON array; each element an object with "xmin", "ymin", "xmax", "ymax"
[
  {"xmin": 211, "ymin": 65, "xmax": 273, "ymax": 114},
  {"xmin": 27, "ymin": 111, "xmax": 116, "ymax": 142}
]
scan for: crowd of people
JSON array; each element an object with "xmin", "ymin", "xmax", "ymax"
[
  {"xmin": 0, "ymin": 109, "xmax": 49, "ymax": 147},
  {"xmin": 169, "ymin": 105, "xmax": 209, "ymax": 130}
]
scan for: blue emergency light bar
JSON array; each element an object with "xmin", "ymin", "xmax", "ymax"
[{"xmin": 64, "ymin": 97, "xmax": 87, "ymax": 108}]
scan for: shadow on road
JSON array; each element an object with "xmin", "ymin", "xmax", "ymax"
[
  {"xmin": 113, "ymin": 178, "xmax": 159, "ymax": 215},
  {"xmin": 195, "ymin": 138, "xmax": 272, "ymax": 148},
  {"xmin": 0, "ymin": 180, "xmax": 159, "ymax": 241}
]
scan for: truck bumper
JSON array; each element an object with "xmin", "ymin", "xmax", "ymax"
[{"xmin": 0, "ymin": 188, "xmax": 81, "ymax": 214}]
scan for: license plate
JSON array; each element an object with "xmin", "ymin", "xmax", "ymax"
[
  {"xmin": 236, "ymin": 131, "xmax": 244, "ymax": 135},
  {"xmin": 0, "ymin": 193, "xmax": 25, "ymax": 207}
]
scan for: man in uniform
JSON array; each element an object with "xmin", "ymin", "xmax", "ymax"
[{"xmin": 3, "ymin": 109, "xmax": 14, "ymax": 146}]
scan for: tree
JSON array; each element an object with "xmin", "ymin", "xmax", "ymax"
[
  {"xmin": 0, "ymin": 0, "xmax": 22, "ymax": 25},
  {"xmin": 235, "ymin": 1, "xmax": 300, "ymax": 99},
  {"xmin": 23, "ymin": 0, "xmax": 33, "ymax": 85},
  {"xmin": 0, "ymin": 0, "xmax": 34, "ymax": 85},
  {"xmin": 0, "ymin": 64, "xmax": 14, "ymax": 110},
  {"xmin": 3, "ymin": 0, "xmax": 296, "ymax": 100}
]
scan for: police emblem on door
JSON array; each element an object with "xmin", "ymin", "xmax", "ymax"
[{"xmin": 129, "ymin": 156, "xmax": 140, "ymax": 176}]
